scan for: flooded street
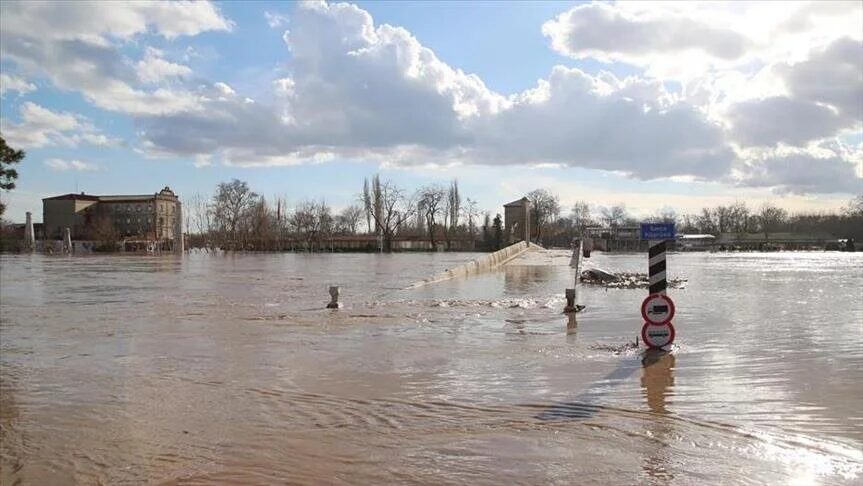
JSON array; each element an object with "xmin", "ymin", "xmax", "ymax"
[{"xmin": 1, "ymin": 250, "xmax": 862, "ymax": 484}]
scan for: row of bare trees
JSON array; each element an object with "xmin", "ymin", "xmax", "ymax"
[
  {"xmin": 185, "ymin": 176, "xmax": 486, "ymax": 252},
  {"xmin": 186, "ymin": 179, "xmax": 367, "ymax": 251},
  {"xmin": 536, "ymin": 195, "xmax": 863, "ymax": 247}
]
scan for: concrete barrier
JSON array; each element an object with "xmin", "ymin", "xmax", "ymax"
[{"xmin": 406, "ymin": 241, "xmax": 533, "ymax": 289}]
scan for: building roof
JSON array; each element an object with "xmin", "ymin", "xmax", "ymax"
[
  {"xmin": 98, "ymin": 195, "xmax": 159, "ymax": 202},
  {"xmin": 43, "ymin": 193, "xmax": 100, "ymax": 201},
  {"xmin": 43, "ymin": 188, "xmax": 178, "ymax": 203},
  {"xmin": 679, "ymin": 234, "xmax": 716, "ymax": 240},
  {"xmin": 504, "ymin": 197, "xmax": 529, "ymax": 207}
]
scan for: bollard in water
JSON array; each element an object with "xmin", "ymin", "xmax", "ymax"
[
  {"xmin": 563, "ymin": 288, "xmax": 584, "ymax": 313},
  {"xmin": 326, "ymin": 285, "xmax": 341, "ymax": 309},
  {"xmin": 64, "ymin": 227, "xmax": 72, "ymax": 254}
]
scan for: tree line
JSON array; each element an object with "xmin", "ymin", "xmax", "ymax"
[
  {"xmin": 185, "ymin": 177, "xmax": 862, "ymax": 252},
  {"xmin": 535, "ymin": 196, "xmax": 863, "ymax": 248},
  {"xmin": 186, "ymin": 176, "xmax": 503, "ymax": 252}
]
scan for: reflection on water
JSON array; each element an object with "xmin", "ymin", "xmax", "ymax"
[
  {"xmin": 641, "ymin": 351, "xmax": 676, "ymax": 484},
  {"xmin": 1, "ymin": 251, "xmax": 861, "ymax": 483},
  {"xmin": 503, "ymin": 264, "xmax": 554, "ymax": 294},
  {"xmin": 642, "ymin": 350, "xmax": 675, "ymax": 415},
  {"xmin": 566, "ymin": 312, "xmax": 578, "ymax": 335}
]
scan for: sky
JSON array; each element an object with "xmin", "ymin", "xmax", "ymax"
[{"xmin": 0, "ymin": 0, "xmax": 861, "ymax": 223}]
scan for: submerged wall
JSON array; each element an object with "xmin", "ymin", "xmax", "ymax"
[{"xmin": 406, "ymin": 241, "xmax": 531, "ymax": 289}]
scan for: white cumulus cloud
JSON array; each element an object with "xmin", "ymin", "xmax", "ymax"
[
  {"xmin": 136, "ymin": 47, "xmax": 193, "ymax": 83},
  {"xmin": 0, "ymin": 0, "xmax": 232, "ymax": 116},
  {"xmin": 0, "ymin": 73, "xmax": 36, "ymax": 96},
  {"xmin": 44, "ymin": 159, "xmax": 98, "ymax": 172},
  {"xmin": 0, "ymin": 102, "xmax": 117, "ymax": 148}
]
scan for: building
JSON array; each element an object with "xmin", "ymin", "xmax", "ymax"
[
  {"xmin": 504, "ymin": 197, "xmax": 530, "ymax": 244},
  {"xmin": 714, "ymin": 232, "xmax": 839, "ymax": 251},
  {"xmin": 42, "ymin": 187, "xmax": 182, "ymax": 249},
  {"xmin": 585, "ymin": 225, "xmax": 645, "ymax": 251},
  {"xmin": 677, "ymin": 234, "xmax": 716, "ymax": 251}
]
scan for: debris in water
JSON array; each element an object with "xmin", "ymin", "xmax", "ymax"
[{"xmin": 580, "ymin": 270, "xmax": 686, "ymax": 289}]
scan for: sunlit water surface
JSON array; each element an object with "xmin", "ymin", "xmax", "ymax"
[{"xmin": 1, "ymin": 250, "xmax": 861, "ymax": 484}]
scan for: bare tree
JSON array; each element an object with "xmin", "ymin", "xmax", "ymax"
[
  {"xmin": 482, "ymin": 211, "xmax": 492, "ymax": 249},
  {"xmin": 758, "ymin": 202, "xmax": 788, "ymax": 237},
  {"xmin": 570, "ymin": 201, "xmax": 593, "ymax": 236},
  {"xmin": 844, "ymin": 194, "xmax": 863, "ymax": 217},
  {"xmin": 211, "ymin": 179, "xmax": 259, "ymax": 250},
  {"xmin": 444, "ymin": 179, "xmax": 460, "ymax": 249},
  {"xmin": 527, "ymin": 188, "xmax": 560, "ymax": 244},
  {"xmin": 462, "ymin": 197, "xmax": 479, "ymax": 245},
  {"xmin": 362, "ymin": 178, "xmax": 372, "ymax": 233},
  {"xmin": 645, "ymin": 207, "xmax": 677, "ymax": 225},
  {"xmin": 372, "ymin": 175, "xmax": 383, "ymax": 235},
  {"xmin": 186, "ymin": 192, "xmax": 214, "ymax": 251},
  {"xmin": 364, "ymin": 176, "xmax": 416, "ymax": 252},
  {"xmin": 727, "ymin": 201, "xmax": 751, "ymax": 233},
  {"xmin": 248, "ymin": 197, "xmax": 272, "ymax": 250},
  {"xmin": 273, "ymin": 195, "xmax": 290, "ymax": 249},
  {"xmin": 291, "ymin": 200, "xmax": 333, "ymax": 250},
  {"xmin": 696, "ymin": 207, "xmax": 717, "ymax": 234},
  {"xmin": 418, "ymin": 184, "xmax": 445, "ymax": 249},
  {"xmin": 336, "ymin": 205, "xmax": 363, "ymax": 235},
  {"xmin": 599, "ymin": 203, "xmax": 628, "ymax": 229}
]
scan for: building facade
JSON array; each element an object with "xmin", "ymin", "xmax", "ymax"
[
  {"xmin": 42, "ymin": 187, "xmax": 182, "ymax": 248},
  {"xmin": 504, "ymin": 197, "xmax": 530, "ymax": 244}
]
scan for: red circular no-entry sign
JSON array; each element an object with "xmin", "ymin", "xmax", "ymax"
[
  {"xmin": 641, "ymin": 322, "xmax": 675, "ymax": 349},
  {"xmin": 641, "ymin": 293, "xmax": 675, "ymax": 325}
]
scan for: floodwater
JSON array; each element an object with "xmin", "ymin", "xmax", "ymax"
[{"xmin": 1, "ymin": 249, "xmax": 861, "ymax": 484}]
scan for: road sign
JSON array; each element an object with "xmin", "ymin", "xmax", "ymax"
[
  {"xmin": 641, "ymin": 322, "xmax": 675, "ymax": 349},
  {"xmin": 641, "ymin": 293, "xmax": 675, "ymax": 324},
  {"xmin": 641, "ymin": 223, "xmax": 675, "ymax": 240}
]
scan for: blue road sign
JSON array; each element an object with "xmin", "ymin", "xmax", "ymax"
[{"xmin": 641, "ymin": 223, "xmax": 675, "ymax": 240}]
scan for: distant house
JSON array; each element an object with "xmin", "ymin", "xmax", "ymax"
[
  {"xmin": 677, "ymin": 234, "xmax": 716, "ymax": 251},
  {"xmin": 42, "ymin": 187, "xmax": 182, "ymax": 249},
  {"xmin": 714, "ymin": 232, "xmax": 839, "ymax": 250},
  {"xmin": 585, "ymin": 225, "xmax": 644, "ymax": 251}
]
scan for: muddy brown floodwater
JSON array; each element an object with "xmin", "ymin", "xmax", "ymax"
[{"xmin": 1, "ymin": 250, "xmax": 862, "ymax": 484}]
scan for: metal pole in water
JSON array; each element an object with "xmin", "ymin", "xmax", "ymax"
[{"xmin": 564, "ymin": 239, "xmax": 584, "ymax": 313}]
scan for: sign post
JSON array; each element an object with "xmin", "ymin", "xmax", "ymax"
[
  {"xmin": 640, "ymin": 223, "xmax": 676, "ymax": 349},
  {"xmin": 641, "ymin": 223, "xmax": 674, "ymax": 295}
]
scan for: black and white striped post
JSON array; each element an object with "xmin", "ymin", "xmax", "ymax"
[
  {"xmin": 648, "ymin": 240, "xmax": 667, "ymax": 295},
  {"xmin": 641, "ymin": 223, "xmax": 676, "ymax": 349}
]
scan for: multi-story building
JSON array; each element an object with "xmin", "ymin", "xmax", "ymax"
[{"xmin": 42, "ymin": 187, "xmax": 182, "ymax": 248}]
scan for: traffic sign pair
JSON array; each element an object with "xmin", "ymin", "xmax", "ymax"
[{"xmin": 640, "ymin": 293, "xmax": 675, "ymax": 349}]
